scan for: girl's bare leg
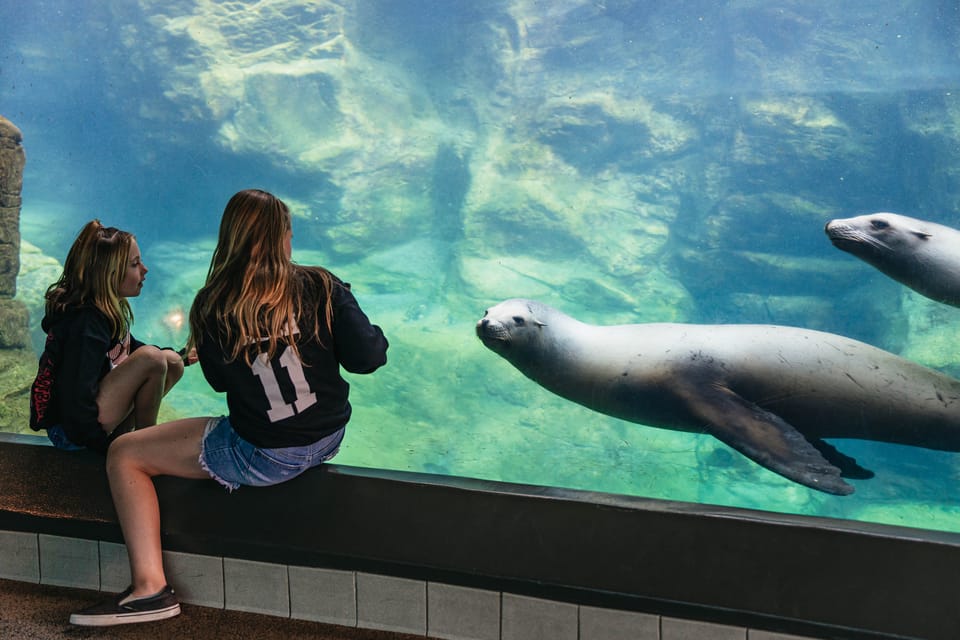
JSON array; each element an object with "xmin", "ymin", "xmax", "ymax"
[
  {"xmin": 105, "ymin": 418, "xmax": 211, "ymax": 597},
  {"xmin": 162, "ymin": 349, "xmax": 185, "ymax": 394},
  {"xmin": 97, "ymin": 346, "xmax": 184, "ymax": 432}
]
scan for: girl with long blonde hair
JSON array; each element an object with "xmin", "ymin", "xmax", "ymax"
[
  {"xmin": 30, "ymin": 220, "xmax": 190, "ymax": 452},
  {"xmin": 70, "ymin": 189, "xmax": 388, "ymax": 626}
]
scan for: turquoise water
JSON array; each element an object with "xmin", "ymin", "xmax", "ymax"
[{"xmin": 4, "ymin": 1, "xmax": 960, "ymax": 532}]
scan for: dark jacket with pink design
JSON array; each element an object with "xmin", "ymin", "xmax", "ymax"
[{"xmin": 30, "ymin": 306, "xmax": 145, "ymax": 453}]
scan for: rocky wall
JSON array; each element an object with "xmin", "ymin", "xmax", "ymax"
[
  {"xmin": 108, "ymin": 1, "xmax": 959, "ymax": 343},
  {"xmin": 0, "ymin": 115, "xmax": 37, "ymax": 433},
  {"xmin": 30, "ymin": 1, "xmax": 960, "ymax": 357}
]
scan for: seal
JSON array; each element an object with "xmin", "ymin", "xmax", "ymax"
[
  {"xmin": 825, "ymin": 212, "xmax": 960, "ymax": 306},
  {"xmin": 476, "ymin": 298, "xmax": 960, "ymax": 495}
]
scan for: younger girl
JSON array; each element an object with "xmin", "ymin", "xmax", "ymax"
[
  {"xmin": 69, "ymin": 190, "xmax": 388, "ymax": 625},
  {"xmin": 30, "ymin": 220, "xmax": 189, "ymax": 453}
]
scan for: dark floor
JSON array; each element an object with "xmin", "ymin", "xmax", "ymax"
[{"xmin": 0, "ymin": 579, "xmax": 434, "ymax": 640}]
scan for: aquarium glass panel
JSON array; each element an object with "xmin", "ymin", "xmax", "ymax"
[{"xmin": 3, "ymin": 1, "xmax": 960, "ymax": 532}]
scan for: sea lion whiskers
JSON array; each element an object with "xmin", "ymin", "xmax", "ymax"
[
  {"xmin": 489, "ymin": 327, "xmax": 510, "ymax": 341},
  {"xmin": 827, "ymin": 224, "xmax": 891, "ymax": 252}
]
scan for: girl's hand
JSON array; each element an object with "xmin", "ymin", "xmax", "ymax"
[{"xmin": 178, "ymin": 347, "xmax": 199, "ymax": 366}]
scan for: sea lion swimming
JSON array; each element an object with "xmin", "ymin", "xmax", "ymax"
[
  {"xmin": 825, "ymin": 212, "xmax": 960, "ymax": 306},
  {"xmin": 476, "ymin": 298, "xmax": 960, "ymax": 495}
]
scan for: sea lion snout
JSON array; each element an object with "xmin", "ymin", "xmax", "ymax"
[
  {"xmin": 824, "ymin": 218, "xmax": 853, "ymax": 238},
  {"xmin": 477, "ymin": 305, "xmax": 528, "ymax": 352},
  {"xmin": 476, "ymin": 316, "xmax": 506, "ymax": 343},
  {"xmin": 824, "ymin": 218, "xmax": 880, "ymax": 252},
  {"xmin": 824, "ymin": 220, "xmax": 855, "ymax": 250}
]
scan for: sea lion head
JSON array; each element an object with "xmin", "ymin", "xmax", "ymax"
[
  {"xmin": 476, "ymin": 298, "xmax": 549, "ymax": 356},
  {"xmin": 825, "ymin": 212, "xmax": 931, "ymax": 265},
  {"xmin": 826, "ymin": 212, "xmax": 960, "ymax": 305},
  {"xmin": 824, "ymin": 211, "xmax": 937, "ymax": 284}
]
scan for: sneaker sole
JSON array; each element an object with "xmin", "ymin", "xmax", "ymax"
[{"xmin": 69, "ymin": 603, "xmax": 181, "ymax": 626}]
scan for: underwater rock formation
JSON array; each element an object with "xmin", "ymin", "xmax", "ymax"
[
  {"xmin": 55, "ymin": 1, "xmax": 954, "ymax": 350},
  {"xmin": 0, "ymin": 117, "xmax": 25, "ymax": 302},
  {"xmin": 106, "ymin": 1, "xmax": 957, "ymax": 344},
  {"xmin": 16, "ymin": 241, "xmax": 62, "ymax": 355},
  {"xmin": 0, "ymin": 115, "xmax": 37, "ymax": 433}
]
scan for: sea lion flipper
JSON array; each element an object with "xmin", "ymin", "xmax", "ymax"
[{"xmin": 682, "ymin": 383, "xmax": 855, "ymax": 495}]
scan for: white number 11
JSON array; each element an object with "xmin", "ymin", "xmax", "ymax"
[{"xmin": 251, "ymin": 347, "xmax": 318, "ymax": 422}]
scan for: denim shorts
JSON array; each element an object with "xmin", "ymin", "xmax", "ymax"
[
  {"xmin": 199, "ymin": 416, "xmax": 344, "ymax": 492},
  {"xmin": 47, "ymin": 425, "xmax": 85, "ymax": 451}
]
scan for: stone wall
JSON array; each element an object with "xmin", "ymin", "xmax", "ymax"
[
  {"xmin": 0, "ymin": 116, "xmax": 37, "ymax": 433},
  {"xmin": 0, "ymin": 117, "xmax": 24, "ymax": 299}
]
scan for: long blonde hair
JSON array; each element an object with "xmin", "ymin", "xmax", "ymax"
[
  {"xmin": 45, "ymin": 220, "xmax": 135, "ymax": 341},
  {"xmin": 189, "ymin": 189, "xmax": 335, "ymax": 364}
]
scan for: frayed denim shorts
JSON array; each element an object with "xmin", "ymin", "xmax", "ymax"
[
  {"xmin": 47, "ymin": 425, "xmax": 84, "ymax": 451},
  {"xmin": 199, "ymin": 416, "xmax": 345, "ymax": 492}
]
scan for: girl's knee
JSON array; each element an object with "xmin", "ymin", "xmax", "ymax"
[
  {"xmin": 106, "ymin": 431, "xmax": 157, "ymax": 478},
  {"xmin": 134, "ymin": 345, "xmax": 169, "ymax": 374},
  {"xmin": 106, "ymin": 434, "xmax": 135, "ymax": 474},
  {"xmin": 165, "ymin": 350, "xmax": 185, "ymax": 381}
]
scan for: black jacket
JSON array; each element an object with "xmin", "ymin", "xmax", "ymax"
[
  {"xmin": 196, "ymin": 274, "xmax": 388, "ymax": 448},
  {"xmin": 31, "ymin": 306, "xmax": 146, "ymax": 453}
]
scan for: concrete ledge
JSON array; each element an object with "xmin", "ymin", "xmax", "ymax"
[{"xmin": 0, "ymin": 436, "xmax": 957, "ymax": 639}]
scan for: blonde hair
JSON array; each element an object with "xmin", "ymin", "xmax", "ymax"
[
  {"xmin": 45, "ymin": 220, "xmax": 135, "ymax": 341},
  {"xmin": 189, "ymin": 189, "xmax": 334, "ymax": 364}
]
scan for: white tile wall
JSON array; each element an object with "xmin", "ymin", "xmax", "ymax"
[
  {"xmin": 501, "ymin": 593, "xmax": 578, "ymax": 640},
  {"xmin": 427, "ymin": 582, "xmax": 501, "ymax": 640},
  {"xmin": 38, "ymin": 533, "xmax": 99, "ymax": 590},
  {"xmin": 289, "ymin": 565, "xmax": 356, "ymax": 627},
  {"xmin": 662, "ymin": 616, "xmax": 747, "ymax": 640},
  {"xmin": 357, "ymin": 572, "xmax": 427, "ymax": 635},
  {"xmin": 580, "ymin": 605, "xmax": 660, "ymax": 640},
  {"xmin": 748, "ymin": 631, "xmax": 819, "ymax": 640},
  {"xmin": 164, "ymin": 549, "xmax": 225, "ymax": 608},
  {"xmin": 0, "ymin": 529, "xmax": 832, "ymax": 640},
  {"xmin": 98, "ymin": 541, "xmax": 131, "ymax": 591},
  {"xmin": 0, "ymin": 530, "xmax": 39, "ymax": 582},
  {"xmin": 223, "ymin": 557, "xmax": 289, "ymax": 617}
]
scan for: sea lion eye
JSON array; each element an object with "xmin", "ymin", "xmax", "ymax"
[
  {"xmin": 870, "ymin": 219, "xmax": 889, "ymax": 230},
  {"xmin": 513, "ymin": 316, "xmax": 525, "ymax": 326}
]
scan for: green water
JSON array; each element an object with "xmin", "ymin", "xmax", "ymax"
[{"xmin": 16, "ymin": 208, "xmax": 960, "ymax": 534}]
